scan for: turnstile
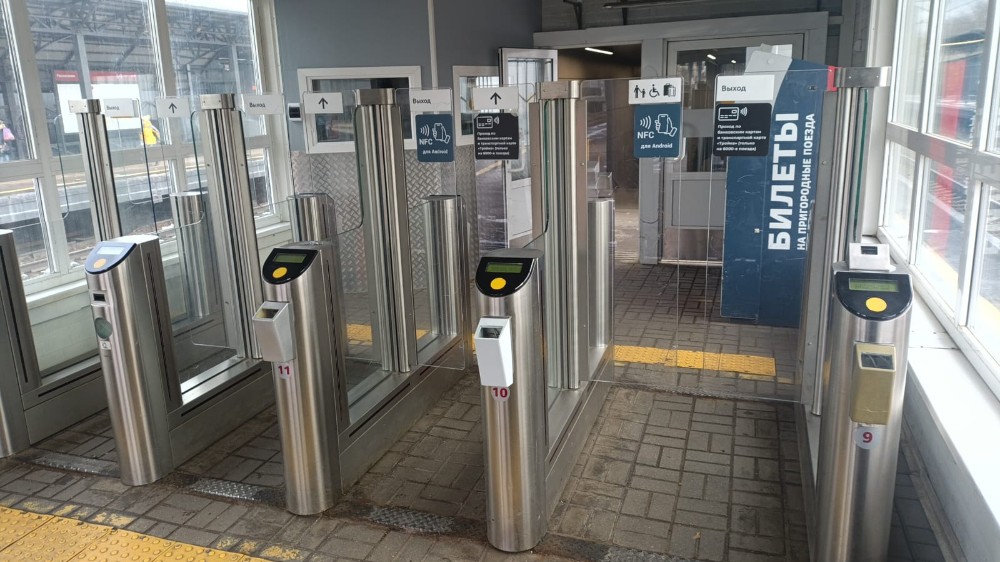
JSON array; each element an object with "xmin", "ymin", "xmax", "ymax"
[
  {"xmin": 474, "ymin": 80, "xmax": 615, "ymax": 553},
  {"xmin": 814, "ymin": 252, "xmax": 913, "ymax": 562},
  {"xmin": 253, "ymin": 242, "xmax": 344, "ymax": 515},
  {"xmin": 475, "ymin": 250, "xmax": 547, "ymax": 551},
  {"xmin": 86, "ymin": 236, "xmax": 176, "ymax": 484}
]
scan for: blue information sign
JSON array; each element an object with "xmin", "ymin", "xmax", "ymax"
[
  {"xmin": 633, "ymin": 103, "xmax": 682, "ymax": 159},
  {"xmin": 416, "ymin": 114, "xmax": 454, "ymax": 163}
]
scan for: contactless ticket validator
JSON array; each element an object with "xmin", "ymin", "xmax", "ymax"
[
  {"xmin": 86, "ymin": 236, "xmax": 177, "ymax": 486},
  {"xmin": 475, "ymin": 249, "xmax": 547, "ymax": 553},
  {"xmin": 252, "ymin": 241, "xmax": 345, "ymax": 516},
  {"xmin": 815, "ymin": 245, "xmax": 913, "ymax": 562}
]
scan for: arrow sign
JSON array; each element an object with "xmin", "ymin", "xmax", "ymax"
[
  {"xmin": 156, "ymin": 97, "xmax": 190, "ymax": 119},
  {"xmin": 303, "ymin": 92, "xmax": 343, "ymax": 114},
  {"xmin": 472, "ymin": 87, "xmax": 517, "ymax": 112}
]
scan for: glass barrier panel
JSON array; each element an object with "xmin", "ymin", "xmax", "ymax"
[
  {"xmin": 31, "ymin": 115, "xmax": 98, "ymax": 376},
  {"xmin": 0, "ymin": 179, "xmax": 50, "ymax": 279}
]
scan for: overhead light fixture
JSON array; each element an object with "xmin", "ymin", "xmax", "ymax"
[
  {"xmin": 706, "ymin": 54, "xmax": 717, "ymax": 60},
  {"xmin": 604, "ymin": 0, "xmax": 701, "ymax": 8},
  {"xmin": 585, "ymin": 47, "xmax": 614, "ymax": 55},
  {"xmin": 731, "ymin": 59, "xmax": 737, "ymax": 64}
]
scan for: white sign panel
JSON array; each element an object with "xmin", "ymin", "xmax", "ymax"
[
  {"xmin": 628, "ymin": 77, "xmax": 683, "ymax": 105},
  {"xmin": 302, "ymin": 92, "xmax": 344, "ymax": 114},
  {"xmin": 102, "ymin": 98, "xmax": 139, "ymax": 118},
  {"xmin": 241, "ymin": 94, "xmax": 284, "ymax": 115},
  {"xmin": 408, "ymin": 88, "xmax": 452, "ymax": 113},
  {"xmin": 715, "ymin": 75, "xmax": 775, "ymax": 103},
  {"xmin": 471, "ymin": 86, "xmax": 518, "ymax": 112},
  {"xmin": 156, "ymin": 97, "xmax": 190, "ymax": 119}
]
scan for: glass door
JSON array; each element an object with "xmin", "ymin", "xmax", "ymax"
[
  {"xmin": 663, "ymin": 35, "xmax": 804, "ymax": 263},
  {"xmin": 499, "ymin": 48, "xmax": 557, "ymax": 247}
]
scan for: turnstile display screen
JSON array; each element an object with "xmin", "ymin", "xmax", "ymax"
[
  {"xmin": 849, "ymin": 278, "xmax": 899, "ymax": 293},
  {"xmin": 97, "ymin": 246, "xmax": 126, "ymax": 257},
  {"xmin": 486, "ymin": 262, "xmax": 524, "ymax": 274},
  {"xmin": 272, "ymin": 253, "xmax": 309, "ymax": 265}
]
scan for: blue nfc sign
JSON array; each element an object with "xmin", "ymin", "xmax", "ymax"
[
  {"xmin": 634, "ymin": 103, "xmax": 682, "ymax": 159},
  {"xmin": 416, "ymin": 114, "xmax": 454, "ymax": 163}
]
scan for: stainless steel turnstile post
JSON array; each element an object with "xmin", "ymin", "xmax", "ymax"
[
  {"xmin": 0, "ymin": 230, "xmax": 38, "ymax": 455},
  {"xmin": 291, "ymin": 193, "xmax": 338, "ymax": 242},
  {"xmin": 475, "ymin": 249, "xmax": 547, "ymax": 552},
  {"xmin": 253, "ymin": 242, "xmax": 345, "ymax": 515},
  {"xmin": 814, "ymin": 259, "xmax": 913, "ymax": 562},
  {"xmin": 530, "ymin": 81, "xmax": 589, "ymax": 390},
  {"xmin": 589, "ymin": 199, "xmax": 614, "ymax": 348},
  {"xmin": 800, "ymin": 68, "xmax": 891, "ymax": 416},
  {"xmin": 354, "ymin": 88, "xmax": 418, "ymax": 373},
  {"xmin": 425, "ymin": 195, "xmax": 467, "ymax": 340},
  {"xmin": 171, "ymin": 191, "xmax": 213, "ymax": 319},
  {"xmin": 69, "ymin": 99, "xmax": 123, "ymax": 240},
  {"xmin": 85, "ymin": 236, "xmax": 177, "ymax": 485}
]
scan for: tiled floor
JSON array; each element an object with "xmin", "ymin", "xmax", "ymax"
[{"xmin": 0, "ymin": 194, "xmax": 951, "ymax": 561}]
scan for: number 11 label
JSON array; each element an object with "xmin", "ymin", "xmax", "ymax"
[
  {"xmin": 854, "ymin": 426, "xmax": 882, "ymax": 450},
  {"xmin": 277, "ymin": 363, "xmax": 294, "ymax": 380}
]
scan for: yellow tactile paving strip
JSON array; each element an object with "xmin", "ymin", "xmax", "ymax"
[
  {"xmin": 0, "ymin": 506, "xmax": 267, "ymax": 562},
  {"xmin": 346, "ymin": 323, "xmax": 776, "ymax": 377},
  {"xmin": 613, "ymin": 345, "xmax": 777, "ymax": 377}
]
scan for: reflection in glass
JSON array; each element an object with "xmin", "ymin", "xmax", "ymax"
[
  {"xmin": 930, "ymin": 0, "xmax": 987, "ymax": 144},
  {"xmin": 311, "ymin": 77, "xmax": 412, "ymax": 144},
  {"xmin": 0, "ymin": 9, "xmax": 30, "ymax": 163},
  {"xmin": 676, "ymin": 46, "xmax": 745, "ymax": 173},
  {"xmin": 916, "ymin": 160, "xmax": 968, "ymax": 310},
  {"xmin": 883, "ymin": 144, "xmax": 918, "ymax": 248},
  {"xmin": 893, "ymin": 0, "xmax": 932, "ymax": 128},
  {"xmin": 458, "ymin": 75, "xmax": 499, "ymax": 136},
  {"xmin": 0, "ymin": 179, "xmax": 50, "ymax": 277},
  {"xmin": 27, "ymin": 0, "xmax": 161, "ymax": 157},
  {"xmin": 970, "ymin": 186, "xmax": 1000, "ymax": 362}
]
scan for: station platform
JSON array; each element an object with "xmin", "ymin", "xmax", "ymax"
[{"xmin": 0, "ymin": 196, "xmax": 953, "ymax": 561}]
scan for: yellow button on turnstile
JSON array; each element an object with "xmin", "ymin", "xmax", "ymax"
[
  {"xmin": 93, "ymin": 258, "xmax": 107, "ymax": 269},
  {"xmin": 866, "ymin": 297, "xmax": 887, "ymax": 313},
  {"xmin": 272, "ymin": 266, "xmax": 288, "ymax": 279},
  {"xmin": 490, "ymin": 277, "xmax": 507, "ymax": 290}
]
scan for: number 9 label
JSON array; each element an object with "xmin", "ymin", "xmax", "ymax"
[{"xmin": 853, "ymin": 426, "xmax": 882, "ymax": 450}]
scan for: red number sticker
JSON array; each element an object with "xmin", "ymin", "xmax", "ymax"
[
  {"xmin": 277, "ymin": 363, "xmax": 293, "ymax": 379},
  {"xmin": 853, "ymin": 426, "xmax": 881, "ymax": 450},
  {"xmin": 491, "ymin": 387, "xmax": 510, "ymax": 401}
]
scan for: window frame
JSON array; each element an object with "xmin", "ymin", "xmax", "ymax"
[
  {"xmin": 879, "ymin": 0, "xmax": 1000, "ymax": 399},
  {"xmin": 296, "ymin": 65, "xmax": 422, "ymax": 154},
  {"xmin": 0, "ymin": 0, "xmax": 288, "ymax": 299}
]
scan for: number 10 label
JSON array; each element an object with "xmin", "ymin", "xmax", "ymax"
[{"xmin": 490, "ymin": 387, "xmax": 510, "ymax": 402}]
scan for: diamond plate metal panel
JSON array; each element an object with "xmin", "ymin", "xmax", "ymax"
[{"xmin": 366, "ymin": 505, "xmax": 455, "ymax": 534}]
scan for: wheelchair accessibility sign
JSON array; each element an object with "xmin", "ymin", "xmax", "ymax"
[{"xmin": 634, "ymin": 103, "xmax": 682, "ymax": 159}]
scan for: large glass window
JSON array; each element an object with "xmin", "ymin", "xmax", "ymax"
[
  {"xmin": 882, "ymin": 0, "xmax": 1000, "ymax": 394},
  {"xmin": 929, "ymin": 0, "xmax": 989, "ymax": 144},
  {"xmin": 893, "ymin": 0, "xmax": 932, "ymax": 128},
  {"xmin": 26, "ymin": 0, "xmax": 161, "ymax": 157},
  {"xmin": 0, "ymin": 11, "xmax": 29, "ymax": 162},
  {"xmin": 970, "ymin": 186, "xmax": 1000, "ymax": 362},
  {"xmin": 916, "ymin": 160, "xmax": 968, "ymax": 310},
  {"xmin": 883, "ymin": 143, "xmax": 919, "ymax": 249}
]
